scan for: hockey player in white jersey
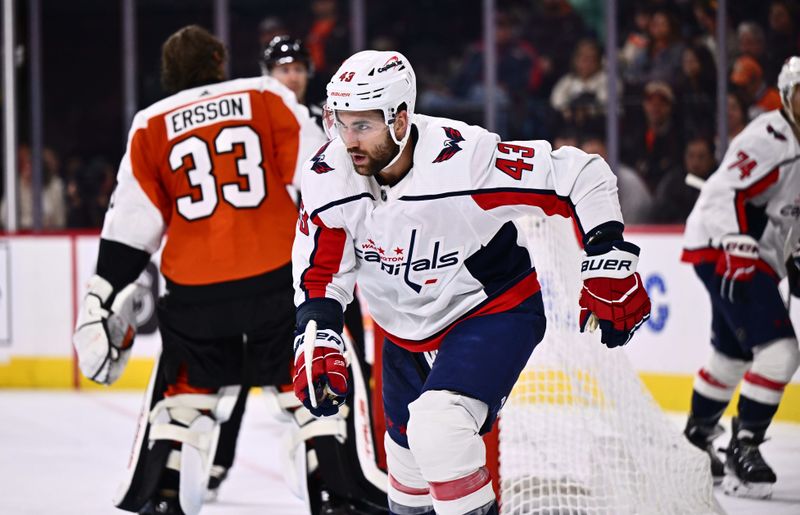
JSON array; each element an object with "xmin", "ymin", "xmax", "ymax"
[
  {"xmin": 681, "ymin": 56, "xmax": 800, "ymax": 498},
  {"xmin": 291, "ymin": 50, "xmax": 651, "ymax": 515}
]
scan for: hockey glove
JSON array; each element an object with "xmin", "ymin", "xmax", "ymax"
[
  {"xmin": 293, "ymin": 321, "xmax": 349, "ymax": 417},
  {"xmin": 73, "ymin": 275, "xmax": 144, "ymax": 385},
  {"xmin": 579, "ymin": 240, "xmax": 651, "ymax": 348},
  {"xmin": 715, "ymin": 234, "xmax": 759, "ymax": 303}
]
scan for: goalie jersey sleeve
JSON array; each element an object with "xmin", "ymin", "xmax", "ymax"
[
  {"xmin": 682, "ymin": 111, "xmax": 800, "ymax": 278},
  {"xmin": 292, "ymin": 115, "xmax": 624, "ymax": 344},
  {"xmin": 101, "ymin": 76, "xmax": 326, "ymax": 287}
]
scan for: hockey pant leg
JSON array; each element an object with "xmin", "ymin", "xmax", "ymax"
[{"xmin": 113, "ymin": 352, "xmax": 240, "ymax": 515}]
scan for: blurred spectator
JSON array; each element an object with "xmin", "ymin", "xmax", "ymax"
[
  {"xmin": 676, "ymin": 43, "xmax": 716, "ymax": 137},
  {"xmin": 257, "ymin": 17, "xmax": 287, "ymax": 48},
  {"xmin": 620, "ymin": 4, "xmax": 651, "ymax": 72},
  {"xmin": 305, "ymin": 0, "xmax": 350, "ymax": 105},
  {"xmin": 736, "ymin": 22, "xmax": 768, "ymax": 74},
  {"xmin": 622, "ymin": 81, "xmax": 684, "ymax": 194},
  {"xmin": 580, "ymin": 136, "xmax": 652, "ymax": 225},
  {"xmin": 726, "ymin": 90, "xmax": 750, "ymax": 142},
  {"xmin": 730, "ymin": 55, "xmax": 782, "ymax": 119},
  {"xmin": 692, "ymin": 0, "xmax": 736, "ymax": 64},
  {"xmin": 526, "ymin": 0, "xmax": 590, "ymax": 95},
  {"xmin": 550, "ymin": 39, "xmax": 610, "ymax": 117},
  {"xmin": 0, "ymin": 145, "xmax": 66, "ymax": 230},
  {"xmin": 765, "ymin": 0, "xmax": 800, "ymax": 85},
  {"xmin": 625, "ymin": 8, "xmax": 686, "ymax": 88},
  {"xmin": 650, "ymin": 136, "xmax": 716, "ymax": 223},
  {"xmin": 65, "ymin": 157, "xmax": 115, "ymax": 228},
  {"xmin": 421, "ymin": 11, "xmax": 544, "ymax": 138},
  {"xmin": 552, "ymin": 125, "xmax": 580, "ymax": 150}
]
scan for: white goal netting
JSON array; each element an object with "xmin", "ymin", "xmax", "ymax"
[{"xmin": 499, "ymin": 215, "xmax": 720, "ymax": 515}]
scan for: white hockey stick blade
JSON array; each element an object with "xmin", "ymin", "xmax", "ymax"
[
  {"xmin": 684, "ymin": 173, "xmax": 706, "ymax": 191},
  {"xmin": 303, "ymin": 320, "xmax": 318, "ymax": 409},
  {"xmin": 587, "ymin": 313, "xmax": 599, "ymax": 332}
]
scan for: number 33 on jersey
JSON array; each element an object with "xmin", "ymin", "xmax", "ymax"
[{"xmin": 102, "ymin": 77, "xmax": 325, "ymax": 287}]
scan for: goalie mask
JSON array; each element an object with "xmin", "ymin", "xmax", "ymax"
[
  {"xmin": 324, "ymin": 50, "xmax": 417, "ymax": 171},
  {"xmin": 778, "ymin": 56, "xmax": 800, "ymax": 126}
]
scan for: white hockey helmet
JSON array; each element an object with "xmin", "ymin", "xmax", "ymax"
[
  {"xmin": 778, "ymin": 56, "xmax": 800, "ymax": 125},
  {"xmin": 324, "ymin": 50, "xmax": 416, "ymax": 146}
]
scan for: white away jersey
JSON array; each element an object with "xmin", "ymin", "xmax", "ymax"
[
  {"xmin": 292, "ymin": 114, "xmax": 623, "ymax": 350},
  {"xmin": 683, "ymin": 110, "xmax": 800, "ymax": 278}
]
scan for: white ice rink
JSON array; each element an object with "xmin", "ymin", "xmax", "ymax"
[{"xmin": 2, "ymin": 390, "xmax": 798, "ymax": 515}]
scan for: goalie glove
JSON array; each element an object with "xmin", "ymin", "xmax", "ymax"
[
  {"xmin": 579, "ymin": 240, "xmax": 651, "ymax": 348},
  {"xmin": 73, "ymin": 275, "xmax": 144, "ymax": 385},
  {"xmin": 292, "ymin": 322, "xmax": 348, "ymax": 417},
  {"xmin": 715, "ymin": 234, "xmax": 759, "ymax": 303}
]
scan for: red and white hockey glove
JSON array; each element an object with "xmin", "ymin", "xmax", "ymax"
[
  {"xmin": 715, "ymin": 234, "xmax": 759, "ymax": 303},
  {"xmin": 293, "ymin": 321, "xmax": 349, "ymax": 417},
  {"xmin": 579, "ymin": 240, "xmax": 651, "ymax": 348}
]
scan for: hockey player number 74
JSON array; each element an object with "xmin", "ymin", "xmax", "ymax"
[{"xmin": 495, "ymin": 142, "xmax": 535, "ymax": 180}]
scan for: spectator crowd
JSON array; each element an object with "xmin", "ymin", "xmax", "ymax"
[{"xmin": 3, "ymin": 0, "xmax": 799, "ymax": 230}]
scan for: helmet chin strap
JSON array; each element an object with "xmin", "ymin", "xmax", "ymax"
[{"xmin": 379, "ymin": 114, "xmax": 414, "ymax": 174}]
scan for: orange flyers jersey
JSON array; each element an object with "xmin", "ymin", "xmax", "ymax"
[{"xmin": 101, "ymin": 76, "xmax": 326, "ymax": 285}]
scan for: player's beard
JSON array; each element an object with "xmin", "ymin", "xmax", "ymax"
[{"xmin": 348, "ymin": 136, "xmax": 400, "ymax": 177}]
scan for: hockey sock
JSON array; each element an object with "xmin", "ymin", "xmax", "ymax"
[
  {"xmin": 690, "ymin": 390, "xmax": 727, "ymax": 427},
  {"xmin": 737, "ymin": 394, "xmax": 779, "ymax": 437}
]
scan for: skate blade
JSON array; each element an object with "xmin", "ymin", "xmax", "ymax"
[{"xmin": 722, "ymin": 474, "xmax": 773, "ymax": 499}]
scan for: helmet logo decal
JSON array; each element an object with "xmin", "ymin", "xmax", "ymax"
[
  {"xmin": 310, "ymin": 141, "xmax": 335, "ymax": 174},
  {"xmin": 338, "ymin": 71, "xmax": 356, "ymax": 82},
  {"xmin": 433, "ymin": 127, "xmax": 465, "ymax": 163},
  {"xmin": 767, "ymin": 124, "xmax": 787, "ymax": 142},
  {"xmin": 378, "ymin": 56, "xmax": 403, "ymax": 73}
]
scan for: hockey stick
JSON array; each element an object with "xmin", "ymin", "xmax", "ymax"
[{"xmin": 303, "ymin": 319, "xmax": 318, "ymax": 409}]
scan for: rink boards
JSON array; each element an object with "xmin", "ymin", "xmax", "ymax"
[{"xmin": 0, "ymin": 229, "xmax": 798, "ymax": 422}]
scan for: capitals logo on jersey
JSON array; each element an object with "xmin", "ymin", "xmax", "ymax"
[
  {"xmin": 355, "ymin": 230, "xmax": 461, "ymax": 293},
  {"xmin": 433, "ymin": 127, "xmax": 465, "ymax": 163},
  {"xmin": 310, "ymin": 141, "xmax": 335, "ymax": 174}
]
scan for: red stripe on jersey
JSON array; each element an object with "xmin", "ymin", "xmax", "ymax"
[
  {"xmin": 698, "ymin": 368, "xmax": 730, "ymax": 389},
  {"xmin": 471, "ymin": 190, "xmax": 582, "ymax": 241},
  {"xmin": 743, "ymin": 371, "xmax": 787, "ymax": 391},
  {"xmin": 301, "ymin": 216, "xmax": 348, "ymax": 299},
  {"xmin": 429, "ymin": 466, "xmax": 492, "ymax": 501},
  {"xmin": 734, "ymin": 168, "xmax": 779, "ymax": 233},
  {"xmin": 680, "ymin": 247, "xmax": 780, "ymax": 281},
  {"xmin": 389, "ymin": 474, "xmax": 430, "ymax": 496},
  {"xmin": 384, "ymin": 271, "xmax": 541, "ymax": 352}
]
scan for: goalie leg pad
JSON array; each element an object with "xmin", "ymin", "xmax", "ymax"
[
  {"xmin": 113, "ymin": 354, "xmax": 239, "ymax": 514},
  {"xmin": 146, "ymin": 386, "xmax": 240, "ymax": 515},
  {"xmin": 741, "ymin": 337, "xmax": 800, "ymax": 405},
  {"xmin": 406, "ymin": 390, "xmax": 494, "ymax": 515}
]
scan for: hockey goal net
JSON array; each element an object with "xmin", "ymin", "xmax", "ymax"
[{"xmin": 497, "ymin": 215, "xmax": 720, "ymax": 514}]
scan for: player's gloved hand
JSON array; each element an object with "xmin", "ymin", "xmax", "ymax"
[
  {"xmin": 714, "ymin": 234, "xmax": 759, "ymax": 303},
  {"xmin": 579, "ymin": 240, "xmax": 651, "ymax": 348},
  {"xmin": 73, "ymin": 275, "xmax": 144, "ymax": 385},
  {"xmin": 293, "ymin": 325, "xmax": 348, "ymax": 417}
]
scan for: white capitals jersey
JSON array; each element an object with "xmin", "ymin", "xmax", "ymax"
[
  {"xmin": 682, "ymin": 110, "xmax": 800, "ymax": 278},
  {"xmin": 292, "ymin": 114, "xmax": 623, "ymax": 350}
]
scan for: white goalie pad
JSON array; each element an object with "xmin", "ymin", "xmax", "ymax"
[{"xmin": 113, "ymin": 354, "xmax": 240, "ymax": 515}]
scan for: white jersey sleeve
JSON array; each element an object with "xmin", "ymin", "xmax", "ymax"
[
  {"xmin": 469, "ymin": 138, "xmax": 623, "ymax": 238},
  {"xmin": 292, "ymin": 141, "xmax": 360, "ymax": 310}
]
